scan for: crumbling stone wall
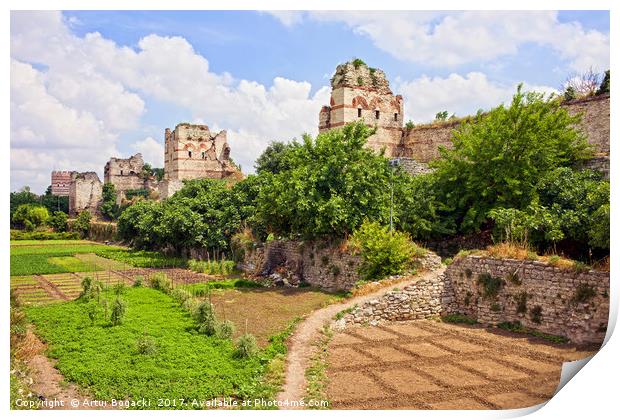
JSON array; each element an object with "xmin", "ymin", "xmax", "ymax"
[
  {"xmin": 319, "ymin": 61, "xmax": 404, "ymax": 155},
  {"xmin": 104, "ymin": 153, "xmax": 147, "ymax": 192},
  {"xmin": 342, "ymin": 270, "xmax": 454, "ymax": 325},
  {"xmin": 397, "ymin": 95, "xmax": 610, "ymax": 175},
  {"xmin": 564, "ymin": 94, "xmax": 610, "ymax": 155},
  {"xmin": 240, "ymin": 239, "xmax": 361, "ymax": 291},
  {"xmin": 164, "ymin": 123, "xmax": 241, "ymax": 182},
  {"xmin": 446, "ymin": 255, "xmax": 609, "ymax": 345},
  {"xmin": 50, "ymin": 170, "xmax": 74, "ymax": 196},
  {"xmin": 68, "ymin": 172, "xmax": 102, "ymax": 216},
  {"xmin": 343, "ymin": 254, "xmax": 609, "ymax": 345}
]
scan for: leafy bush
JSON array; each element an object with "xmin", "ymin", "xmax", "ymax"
[
  {"xmin": 434, "ymin": 110, "xmax": 448, "ymax": 121},
  {"xmin": 73, "ymin": 210, "xmax": 92, "ymax": 238},
  {"xmin": 234, "ymin": 334, "xmax": 258, "ymax": 359},
  {"xmin": 110, "ymin": 298, "xmax": 126, "ymax": 326},
  {"xmin": 442, "ymin": 313, "xmax": 477, "ymax": 325},
  {"xmin": 256, "ymin": 122, "xmax": 395, "ymax": 239},
  {"xmin": 100, "ymin": 183, "xmax": 120, "ymax": 220},
  {"xmin": 194, "ymin": 301, "xmax": 216, "ymax": 324},
  {"xmin": 133, "ymin": 275, "xmax": 143, "ymax": 287},
  {"xmin": 10, "ymin": 230, "xmax": 79, "ymax": 240},
  {"xmin": 349, "ymin": 220, "xmax": 425, "ymax": 280},
  {"xmin": 49, "ymin": 211, "xmax": 68, "ymax": 232},
  {"xmin": 171, "ymin": 288, "xmax": 192, "ymax": 304},
  {"xmin": 148, "ymin": 273, "xmax": 172, "ymax": 293},
  {"xmin": 572, "ymin": 284, "xmax": 596, "ymax": 304},
  {"xmin": 530, "ymin": 305, "xmax": 543, "ymax": 324},
  {"xmin": 477, "ymin": 273, "xmax": 503, "ymax": 299},
  {"xmin": 188, "ymin": 259, "xmax": 236, "ymax": 275},
  {"xmin": 431, "ymin": 85, "xmax": 591, "ymax": 234},
  {"xmin": 216, "ymin": 320, "xmax": 235, "ymax": 339},
  {"xmin": 12, "ymin": 204, "xmax": 49, "ymax": 231},
  {"xmin": 136, "ymin": 333, "xmax": 158, "ymax": 355},
  {"xmin": 80, "ymin": 276, "xmax": 94, "ymax": 299},
  {"xmin": 351, "ymin": 58, "xmax": 366, "ymax": 68}
]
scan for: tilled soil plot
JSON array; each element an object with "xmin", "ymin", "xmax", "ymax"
[{"xmin": 327, "ymin": 320, "xmax": 596, "ymax": 410}]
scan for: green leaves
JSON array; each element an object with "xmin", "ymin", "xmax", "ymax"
[
  {"xmin": 431, "ymin": 85, "xmax": 592, "ymax": 234},
  {"xmin": 349, "ymin": 221, "xmax": 425, "ymax": 280},
  {"xmin": 256, "ymin": 121, "xmax": 392, "ymax": 238}
]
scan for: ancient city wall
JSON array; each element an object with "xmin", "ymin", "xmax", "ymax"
[
  {"xmin": 397, "ymin": 94, "xmax": 610, "ymax": 173},
  {"xmin": 68, "ymin": 172, "xmax": 102, "ymax": 216},
  {"xmin": 344, "ymin": 254, "xmax": 609, "ymax": 345},
  {"xmin": 50, "ymin": 171, "xmax": 73, "ymax": 196}
]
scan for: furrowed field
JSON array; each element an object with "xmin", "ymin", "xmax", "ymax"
[{"xmin": 10, "ymin": 239, "xmax": 339, "ymax": 408}]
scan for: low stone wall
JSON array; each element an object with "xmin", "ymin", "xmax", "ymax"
[
  {"xmin": 447, "ymin": 255, "xmax": 609, "ymax": 345},
  {"xmin": 342, "ymin": 254, "xmax": 609, "ymax": 345},
  {"xmin": 240, "ymin": 239, "xmax": 439, "ymax": 292},
  {"xmin": 342, "ymin": 269, "xmax": 453, "ymax": 325},
  {"xmin": 240, "ymin": 240, "xmax": 361, "ymax": 291}
]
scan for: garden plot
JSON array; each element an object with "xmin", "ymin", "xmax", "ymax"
[{"xmin": 326, "ymin": 320, "xmax": 595, "ymax": 409}]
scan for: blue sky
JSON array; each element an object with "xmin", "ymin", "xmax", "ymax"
[{"xmin": 10, "ymin": 10, "xmax": 610, "ymax": 193}]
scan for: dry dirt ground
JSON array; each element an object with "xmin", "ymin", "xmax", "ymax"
[
  {"xmin": 207, "ymin": 288, "xmax": 339, "ymax": 346},
  {"xmin": 276, "ymin": 269, "xmax": 445, "ymax": 408},
  {"xmin": 326, "ymin": 320, "xmax": 596, "ymax": 410}
]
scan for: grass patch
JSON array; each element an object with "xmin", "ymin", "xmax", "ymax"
[
  {"xmin": 442, "ymin": 313, "xmax": 478, "ymax": 325},
  {"xmin": 95, "ymin": 249, "xmax": 187, "ymax": 268},
  {"xmin": 25, "ymin": 287, "xmax": 287, "ymax": 407},
  {"xmin": 10, "ymin": 240, "xmax": 126, "ymax": 275},
  {"xmin": 477, "ymin": 273, "xmax": 503, "ymax": 299},
  {"xmin": 181, "ymin": 279, "xmax": 264, "ymax": 296},
  {"xmin": 497, "ymin": 321, "xmax": 568, "ymax": 344}
]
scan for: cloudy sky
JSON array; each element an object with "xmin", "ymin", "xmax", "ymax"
[{"xmin": 10, "ymin": 10, "xmax": 610, "ymax": 193}]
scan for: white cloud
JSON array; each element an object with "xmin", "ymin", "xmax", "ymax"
[
  {"xmin": 396, "ymin": 72, "xmax": 557, "ymax": 123},
  {"xmin": 10, "ymin": 11, "xmax": 330, "ymax": 191},
  {"xmin": 268, "ymin": 11, "xmax": 609, "ymax": 71},
  {"xmin": 131, "ymin": 137, "xmax": 164, "ymax": 168}
]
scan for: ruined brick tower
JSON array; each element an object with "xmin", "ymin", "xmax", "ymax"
[
  {"xmin": 50, "ymin": 171, "xmax": 73, "ymax": 196},
  {"xmin": 319, "ymin": 60, "xmax": 404, "ymax": 155},
  {"xmin": 104, "ymin": 153, "xmax": 145, "ymax": 191},
  {"xmin": 163, "ymin": 123, "xmax": 240, "ymax": 181}
]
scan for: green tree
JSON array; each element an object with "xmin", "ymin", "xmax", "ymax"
[
  {"xmin": 254, "ymin": 141, "xmax": 299, "ymax": 174},
  {"xmin": 11, "ymin": 204, "xmax": 50, "ymax": 231},
  {"xmin": 256, "ymin": 121, "xmax": 393, "ymax": 238},
  {"xmin": 431, "ymin": 85, "xmax": 591, "ymax": 234},
  {"xmin": 10, "ymin": 187, "xmax": 39, "ymax": 219},
  {"xmin": 100, "ymin": 183, "xmax": 120, "ymax": 220},
  {"xmin": 40, "ymin": 186, "xmax": 69, "ymax": 214},
  {"xmin": 597, "ymin": 69, "xmax": 610, "ymax": 95},
  {"xmin": 434, "ymin": 111, "xmax": 449, "ymax": 121},
  {"xmin": 74, "ymin": 210, "xmax": 92, "ymax": 238},
  {"xmin": 117, "ymin": 200, "xmax": 164, "ymax": 249},
  {"xmin": 49, "ymin": 211, "xmax": 68, "ymax": 232}
]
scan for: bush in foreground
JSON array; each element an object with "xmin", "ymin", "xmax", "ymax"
[{"xmin": 349, "ymin": 220, "xmax": 425, "ymax": 280}]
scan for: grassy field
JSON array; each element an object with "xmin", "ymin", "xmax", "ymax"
[
  {"xmin": 10, "ymin": 241, "xmax": 126, "ymax": 276},
  {"xmin": 9, "ymin": 240, "xmax": 183, "ymax": 276},
  {"xmin": 25, "ymin": 286, "xmax": 286, "ymax": 407},
  {"xmin": 95, "ymin": 249, "xmax": 188, "ymax": 268}
]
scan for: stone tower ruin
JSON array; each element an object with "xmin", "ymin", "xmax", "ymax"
[
  {"xmin": 163, "ymin": 123, "xmax": 240, "ymax": 182},
  {"xmin": 104, "ymin": 153, "xmax": 146, "ymax": 191},
  {"xmin": 319, "ymin": 60, "xmax": 404, "ymax": 155}
]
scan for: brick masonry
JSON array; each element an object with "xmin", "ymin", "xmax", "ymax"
[{"xmin": 343, "ymin": 254, "xmax": 609, "ymax": 345}]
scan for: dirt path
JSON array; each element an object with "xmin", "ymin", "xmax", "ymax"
[
  {"xmin": 24, "ymin": 332, "xmax": 107, "ymax": 410},
  {"xmin": 276, "ymin": 267, "xmax": 446, "ymax": 408}
]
